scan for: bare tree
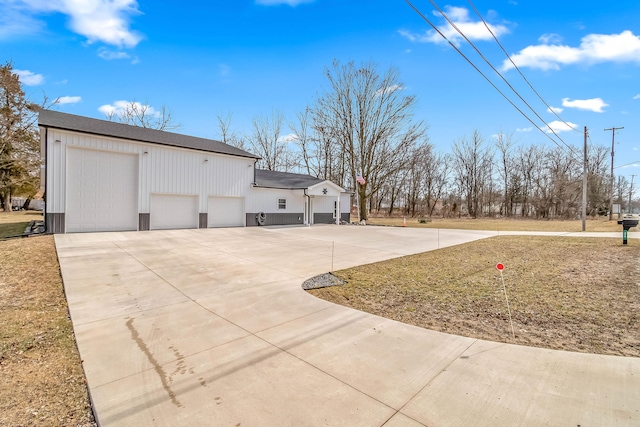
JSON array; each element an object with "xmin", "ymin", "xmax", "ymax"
[
  {"xmin": 495, "ymin": 132, "xmax": 516, "ymax": 216},
  {"xmin": 311, "ymin": 60, "xmax": 427, "ymax": 221},
  {"xmin": 216, "ymin": 111, "xmax": 245, "ymax": 149},
  {"xmin": 587, "ymin": 144, "xmax": 610, "ymax": 216},
  {"xmin": 289, "ymin": 109, "xmax": 316, "ymax": 176},
  {"xmin": 423, "ymin": 150, "xmax": 451, "ymax": 217},
  {"xmin": 247, "ymin": 110, "xmax": 295, "ymax": 171},
  {"xmin": 452, "ymin": 131, "xmax": 492, "ymax": 218},
  {"xmin": 104, "ymin": 100, "xmax": 180, "ymax": 131}
]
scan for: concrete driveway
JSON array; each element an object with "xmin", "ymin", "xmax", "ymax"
[{"xmin": 55, "ymin": 226, "xmax": 640, "ymax": 426}]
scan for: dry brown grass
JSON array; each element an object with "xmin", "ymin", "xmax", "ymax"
[
  {"xmin": 310, "ymin": 236, "xmax": 640, "ymax": 357},
  {"xmin": 365, "ymin": 216, "xmax": 624, "ymax": 232},
  {"xmin": 0, "ymin": 236, "xmax": 95, "ymax": 426}
]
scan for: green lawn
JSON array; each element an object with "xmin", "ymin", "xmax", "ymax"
[{"xmin": 0, "ymin": 211, "xmax": 43, "ymax": 239}]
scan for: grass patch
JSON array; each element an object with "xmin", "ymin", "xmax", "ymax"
[
  {"xmin": 365, "ymin": 216, "xmax": 625, "ymax": 232},
  {"xmin": 0, "ymin": 211, "xmax": 43, "ymax": 239},
  {"xmin": 0, "ymin": 236, "xmax": 95, "ymax": 426},
  {"xmin": 309, "ymin": 236, "xmax": 640, "ymax": 357}
]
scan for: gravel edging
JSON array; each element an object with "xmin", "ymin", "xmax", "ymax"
[{"xmin": 301, "ymin": 273, "xmax": 346, "ymax": 290}]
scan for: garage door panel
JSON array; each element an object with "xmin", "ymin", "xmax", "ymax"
[
  {"xmin": 208, "ymin": 197, "xmax": 244, "ymax": 228},
  {"xmin": 66, "ymin": 148, "xmax": 138, "ymax": 233},
  {"xmin": 150, "ymin": 194, "xmax": 198, "ymax": 230}
]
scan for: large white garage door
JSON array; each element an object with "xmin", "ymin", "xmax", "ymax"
[
  {"xmin": 208, "ymin": 196, "xmax": 244, "ymax": 227},
  {"xmin": 66, "ymin": 148, "xmax": 138, "ymax": 233},
  {"xmin": 150, "ymin": 194, "xmax": 198, "ymax": 230}
]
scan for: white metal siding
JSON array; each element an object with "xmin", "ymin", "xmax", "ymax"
[
  {"xmin": 150, "ymin": 194, "xmax": 198, "ymax": 230},
  {"xmin": 341, "ymin": 193, "xmax": 351, "ymax": 214},
  {"xmin": 66, "ymin": 148, "xmax": 138, "ymax": 232},
  {"xmin": 246, "ymin": 188, "xmax": 304, "ymax": 213},
  {"xmin": 45, "ymin": 129, "xmax": 255, "ymax": 228},
  {"xmin": 208, "ymin": 197, "xmax": 245, "ymax": 227}
]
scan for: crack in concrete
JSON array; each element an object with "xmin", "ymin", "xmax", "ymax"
[{"xmin": 125, "ymin": 318, "xmax": 182, "ymax": 407}]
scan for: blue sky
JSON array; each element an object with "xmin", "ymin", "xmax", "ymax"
[{"xmin": 3, "ymin": 0, "xmax": 640, "ymax": 180}]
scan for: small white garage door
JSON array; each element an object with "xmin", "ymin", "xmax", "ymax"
[
  {"xmin": 208, "ymin": 196, "xmax": 244, "ymax": 227},
  {"xmin": 66, "ymin": 148, "xmax": 138, "ymax": 233},
  {"xmin": 150, "ymin": 194, "xmax": 198, "ymax": 230}
]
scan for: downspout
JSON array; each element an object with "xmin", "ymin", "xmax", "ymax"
[
  {"xmin": 43, "ymin": 126, "xmax": 49, "ymax": 233},
  {"xmin": 253, "ymin": 160, "xmax": 258, "ymax": 185},
  {"xmin": 304, "ymin": 188, "xmax": 310, "ymax": 226}
]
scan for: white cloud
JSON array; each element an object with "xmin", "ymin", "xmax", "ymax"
[
  {"xmin": 55, "ymin": 95, "xmax": 81, "ymax": 105},
  {"xmin": 255, "ymin": 0, "xmax": 314, "ymax": 5},
  {"xmin": 561, "ymin": 97, "xmax": 608, "ymax": 113},
  {"xmin": 2, "ymin": 0, "xmax": 142, "ymax": 47},
  {"xmin": 503, "ymin": 30, "xmax": 640, "ymax": 71},
  {"xmin": 14, "ymin": 69, "xmax": 44, "ymax": 85},
  {"xmin": 634, "ymin": 94, "xmax": 640, "ymax": 100},
  {"xmin": 538, "ymin": 33, "xmax": 562, "ymax": 44},
  {"xmin": 546, "ymin": 120, "xmax": 578, "ymax": 133},
  {"xmin": 278, "ymin": 133, "xmax": 298, "ymax": 143},
  {"xmin": 547, "ymin": 106, "xmax": 563, "ymax": 114},
  {"xmin": 375, "ymin": 84, "xmax": 404, "ymax": 96},
  {"xmin": 98, "ymin": 100, "xmax": 158, "ymax": 117},
  {"xmin": 0, "ymin": 4, "xmax": 45, "ymax": 39},
  {"xmin": 98, "ymin": 48, "xmax": 130, "ymax": 60},
  {"xmin": 399, "ymin": 6, "xmax": 509, "ymax": 45},
  {"xmin": 516, "ymin": 127, "xmax": 533, "ymax": 132}
]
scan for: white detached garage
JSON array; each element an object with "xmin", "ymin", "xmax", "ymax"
[{"xmin": 40, "ymin": 110, "xmax": 259, "ymax": 233}]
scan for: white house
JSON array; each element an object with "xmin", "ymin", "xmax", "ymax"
[
  {"xmin": 249, "ymin": 169, "xmax": 351, "ymax": 226},
  {"xmin": 39, "ymin": 110, "xmax": 350, "ymax": 233}
]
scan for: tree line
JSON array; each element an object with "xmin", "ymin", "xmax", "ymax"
[
  {"xmin": 1, "ymin": 60, "xmax": 628, "ymax": 219},
  {"xmin": 220, "ymin": 60, "xmax": 625, "ymax": 221}
]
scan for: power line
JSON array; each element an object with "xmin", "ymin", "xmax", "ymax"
[
  {"xmin": 466, "ymin": 0, "xmax": 582, "ymax": 134},
  {"xmin": 614, "ymin": 160, "xmax": 640, "ymax": 170},
  {"xmin": 427, "ymin": 0, "xmax": 580, "ymax": 159},
  {"xmin": 605, "ymin": 126, "xmax": 624, "ymax": 220},
  {"xmin": 404, "ymin": 1, "xmax": 580, "ymax": 161}
]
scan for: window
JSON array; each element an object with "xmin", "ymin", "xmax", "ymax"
[{"xmin": 278, "ymin": 198, "xmax": 286, "ymax": 209}]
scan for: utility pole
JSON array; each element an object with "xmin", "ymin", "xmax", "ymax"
[
  {"xmin": 582, "ymin": 126, "xmax": 587, "ymax": 231},
  {"xmin": 605, "ymin": 126, "xmax": 624, "ymax": 220},
  {"xmin": 629, "ymin": 174, "xmax": 636, "ymax": 214}
]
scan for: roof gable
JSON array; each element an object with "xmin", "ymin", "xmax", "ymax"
[
  {"xmin": 254, "ymin": 169, "xmax": 346, "ymax": 192},
  {"xmin": 308, "ymin": 180, "xmax": 345, "ymax": 195},
  {"xmin": 38, "ymin": 109, "xmax": 259, "ymax": 159},
  {"xmin": 255, "ymin": 169, "xmax": 324, "ymax": 189}
]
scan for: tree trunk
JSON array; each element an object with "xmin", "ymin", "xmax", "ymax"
[
  {"xmin": 359, "ymin": 185, "xmax": 368, "ymax": 221},
  {"xmin": 1, "ymin": 193, "xmax": 11, "ymax": 212}
]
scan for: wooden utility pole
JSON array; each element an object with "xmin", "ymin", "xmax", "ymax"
[
  {"xmin": 605, "ymin": 126, "xmax": 624, "ymax": 220},
  {"xmin": 582, "ymin": 126, "xmax": 587, "ymax": 231}
]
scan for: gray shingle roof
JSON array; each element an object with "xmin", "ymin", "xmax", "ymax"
[
  {"xmin": 255, "ymin": 169, "xmax": 325, "ymax": 189},
  {"xmin": 38, "ymin": 109, "xmax": 259, "ymax": 159}
]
